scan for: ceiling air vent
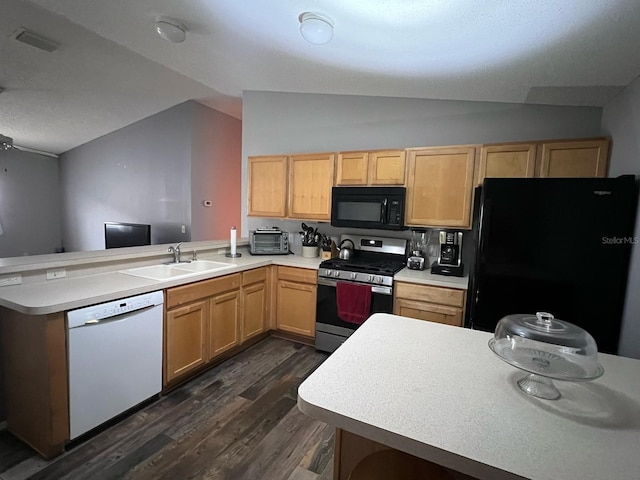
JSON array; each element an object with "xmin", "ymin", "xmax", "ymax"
[{"xmin": 11, "ymin": 28, "xmax": 59, "ymax": 53}]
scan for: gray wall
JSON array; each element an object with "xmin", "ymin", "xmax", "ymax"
[
  {"xmin": 241, "ymin": 91, "xmax": 603, "ymax": 236},
  {"xmin": 0, "ymin": 149, "xmax": 62, "ymax": 257},
  {"xmin": 60, "ymin": 102, "xmax": 193, "ymax": 252},
  {"xmin": 601, "ymin": 75, "xmax": 640, "ymax": 359},
  {"xmin": 190, "ymin": 103, "xmax": 242, "ymax": 241}
]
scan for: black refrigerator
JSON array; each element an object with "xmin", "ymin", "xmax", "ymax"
[{"xmin": 465, "ymin": 176, "xmax": 638, "ymax": 354}]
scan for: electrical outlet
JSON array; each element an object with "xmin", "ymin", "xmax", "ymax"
[
  {"xmin": 0, "ymin": 275, "xmax": 22, "ymax": 286},
  {"xmin": 181, "ymin": 225, "xmax": 186, "ymax": 233},
  {"xmin": 46, "ymin": 268, "xmax": 66, "ymax": 280}
]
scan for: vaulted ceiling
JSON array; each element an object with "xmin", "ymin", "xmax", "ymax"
[{"xmin": 2, "ymin": 0, "xmax": 640, "ymax": 154}]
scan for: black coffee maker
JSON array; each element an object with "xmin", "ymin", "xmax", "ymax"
[{"xmin": 431, "ymin": 231, "xmax": 464, "ymax": 276}]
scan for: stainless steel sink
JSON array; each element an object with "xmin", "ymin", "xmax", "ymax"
[{"xmin": 121, "ymin": 260, "xmax": 234, "ymax": 281}]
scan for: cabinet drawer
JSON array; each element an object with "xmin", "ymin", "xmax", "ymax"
[
  {"xmin": 394, "ymin": 299, "xmax": 463, "ymax": 327},
  {"xmin": 277, "ymin": 266, "xmax": 316, "ymax": 284},
  {"xmin": 166, "ymin": 273, "xmax": 241, "ymax": 309},
  {"xmin": 242, "ymin": 267, "xmax": 267, "ymax": 286},
  {"xmin": 394, "ymin": 282, "xmax": 465, "ymax": 308}
]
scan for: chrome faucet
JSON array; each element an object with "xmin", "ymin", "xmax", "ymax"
[{"xmin": 168, "ymin": 242, "xmax": 183, "ymax": 263}]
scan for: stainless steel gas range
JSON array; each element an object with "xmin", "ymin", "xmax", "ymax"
[{"xmin": 315, "ymin": 234, "xmax": 407, "ymax": 353}]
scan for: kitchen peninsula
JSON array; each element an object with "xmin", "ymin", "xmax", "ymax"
[{"xmin": 297, "ymin": 314, "xmax": 640, "ymax": 480}]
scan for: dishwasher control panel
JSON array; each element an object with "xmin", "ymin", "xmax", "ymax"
[{"xmin": 67, "ymin": 291, "xmax": 164, "ymax": 327}]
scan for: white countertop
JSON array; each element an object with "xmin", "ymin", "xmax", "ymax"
[
  {"xmin": 395, "ymin": 267, "xmax": 468, "ymax": 289},
  {"xmin": 0, "ymin": 248, "xmax": 468, "ymax": 315},
  {"xmin": 297, "ymin": 313, "xmax": 640, "ymax": 480},
  {"xmin": 0, "ymin": 252, "xmax": 323, "ymax": 315}
]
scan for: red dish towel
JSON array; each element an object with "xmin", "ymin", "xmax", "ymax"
[{"xmin": 336, "ymin": 282, "xmax": 372, "ymax": 325}]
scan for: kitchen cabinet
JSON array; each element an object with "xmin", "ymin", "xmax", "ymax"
[
  {"xmin": 276, "ymin": 266, "xmax": 317, "ymax": 338},
  {"xmin": 539, "ymin": 139, "xmax": 609, "ymax": 178},
  {"xmin": 336, "ymin": 150, "xmax": 406, "ymax": 186},
  {"xmin": 208, "ymin": 290, "xmax": 240, "ymax": 358},
  {"xmin": 165, "ymin": 273, "xmax": 241, "ymax": 385},
  {"xmin": 241, "ymin": 267, "xmax": 268, "ymax": 342},
  {"xmin": 477, "ymin": 143, "xmax": 536, "ymax": 184},
  {"xmin": 393, "ymin": 282, "xmax": 465, "ymax": 327},
  {"xmin": 405, "ymin": 146, "xmax": 476, "ymax": 228},
  {"xmin": 165, "ymin": 300, "xmax": 208, "ymax": 384},
  {"xmin": 247, "ymin": 155, "xmax": 288, "ymax": 217},
  {"xmin": 288, "ymin": 153, "xmax": 335, "ymax": 220}
]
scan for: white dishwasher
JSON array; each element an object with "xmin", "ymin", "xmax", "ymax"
[{"xmin": 67, "ymin": 290, "xmax": 163, "ymax": 439}]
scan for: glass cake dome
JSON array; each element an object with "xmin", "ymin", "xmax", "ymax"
[{"xmin": 489, "ymin": 312, "xmax": 604, "ymax": 399}]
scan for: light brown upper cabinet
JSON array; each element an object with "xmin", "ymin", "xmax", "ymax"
[
  {"xmin": 336, "ymin": 150, "xmax": 406, "ymax": 186},
  {"xmin": 477, "ymin": 144, "xmax": 536, "ymax": 185},
  {"xmin": 288, "ymin": 153, "xmax": 335, "ymax": 220},
  {"xmin": 247, "ymin": 155, "xmax": 288, "ymax": 217},
  {"xmin": 406, "ymin": 146, "xmax": 476, "ymax": 228},
  {"xmin": 539, "ymin": 139, "xmax": 609, "ymax": 178}
]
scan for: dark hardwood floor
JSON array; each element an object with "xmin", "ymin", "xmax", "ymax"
[{"xmin": 0, "ymin": 338, "xmax": 332, "ymax": 480}]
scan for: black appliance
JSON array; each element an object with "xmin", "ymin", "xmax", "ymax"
[
  {"xmin": 104, "ymin": 222, "xmax": 151, "ymax": 249},
  {"xmin": 315, "ymin": 234, "xmax": 407, "ymax": 353},
  {"xmin": 331, "ymin": 187, "xmax": 406, "ymax": 230},
  {"xmin": 431, "ymin": 230, "xmax": 464, "ymax": 276},
  {"xmin": 465, "ymin": 176, "xmax": 638, "ymax": 354}
]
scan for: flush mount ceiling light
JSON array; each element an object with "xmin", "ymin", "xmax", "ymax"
[
  {"xmin": 299, "ymin": 12, "xmax": 334, "ymax": 45},
  {"xmin": 155, "ymin": 17, "xmax": 187, "ymax": 43}
]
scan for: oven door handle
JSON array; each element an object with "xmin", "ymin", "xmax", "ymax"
[{"xmin": 317, "ymin": 277, "xmax": 393, "ymax": 296}]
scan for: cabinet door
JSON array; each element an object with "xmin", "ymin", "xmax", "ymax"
[
  {"xmin": 288, "ymin": 153, "xmax": 335, "ymax": 220},
  {"xmin": 247, "ymin": 155, "xmax": 288, "ymax": 217},
  {"xmin": 478, "ymin": 144, "xmax": 536, "ymax": 184},
  {"xmin": 369, "ymin": 150, "xmax": 406, "ymax": 185},
  {"xmin": 539, "ymin": 139, "xmax": 609, "ymax": 178},
  {"xmin": 242, "ymin": 281, "xmax": 266, "ymax": 342},
  {"xmin": 165, "ymin": 300, "xmax": 207, "ymax": 383},
  {"xmin": 336, "ymin": 151, "xmax": 368, "ymax": 185},
  {"xmin": 208, "ymin": 290, "xmax": 240, "ymax": 359},
  {"xmin": 406, "ymin": 146, "xmax": 475, "ymax": 228},
  {"xmin": 394, "ymin": 299, "xmax": 462, "ymax": 327},
  {"xmin": 276, "ymin": 280, "xmax": 317, "ymax": 337}
]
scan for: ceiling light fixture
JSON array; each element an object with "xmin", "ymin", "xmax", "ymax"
[
  {"xmin": 155, "ymin": 18, "xmax": 187, "ymax": 43},
  {"xmin": 299, "ymin": 12, "xmax": 334, "ymax": 45}
]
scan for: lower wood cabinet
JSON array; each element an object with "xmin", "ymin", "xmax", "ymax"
[
  {"xmin": 393, "ymin": 282, "xmax": 466, "ymax": 327},
  {"xmin": 275, "ymin": 266, "xmax": 317, "ymax": 338},
  {"xmin": 241, "ymin": 267, "xmax": 268, "ymax": 342},
  {"xmin": 165, "ymin": 300, "xmax": 208, "ymax": 383},
  {"xmin": 164, "ymin": 268, "xmax": 272, "ymax": 386},
  {"xmin": 209, "ymin": 290, "xmax": 240, "ymax": 358},
  {"xmin": 164, "ymin": 273, "xmax": 241, "ymax": 385}
]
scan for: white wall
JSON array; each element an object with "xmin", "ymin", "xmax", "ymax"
[
  {"xmin": 0, "ymin": 149, "xmax": 62, "ymax": 257},
  {"xmin": 241, "ymin": 91, "xmax": 603, "ymax": 236},
  {"xmin": 60, "ymin": 103, "xmax": 194, "ymax": 252},
  {"xmin": 190, "ymin": 103, "xmax": 242, "ymax": 240},
  {"xmin": 602, "ymin": 75, "xmax": 640, "ymax": 359}
]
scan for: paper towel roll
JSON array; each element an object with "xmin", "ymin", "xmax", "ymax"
[{"xmin": 230, "ymin": 226, "xmax": 237, "ymax": 256}]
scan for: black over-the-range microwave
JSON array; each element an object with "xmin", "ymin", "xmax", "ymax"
[{"xmin": 330, "ymin": 186, "xmax": 407, "ymax": 230}]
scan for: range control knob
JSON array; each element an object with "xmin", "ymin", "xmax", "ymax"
[
  {"xmin": 325, "ymin": 269, "xmax": 332, "ymax": 277},
  {"xmin": 350, "ymin": 272, "xmax": 357, "ymax": 280},
  {"xmin": 377, "ymin": 276, "xmax": 384, "ymax": 284},
  {"xmin": 368, "ymin": 275, "xmax": 375, "ymax": 282},
  {"xmin": 333, "ymin": 270, "xmax": 340, "ymax": 277}
]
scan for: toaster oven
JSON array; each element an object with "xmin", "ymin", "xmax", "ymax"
[{"xmin": 249, "ymin": 228, "xmax": 289, "ymax": 255}]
